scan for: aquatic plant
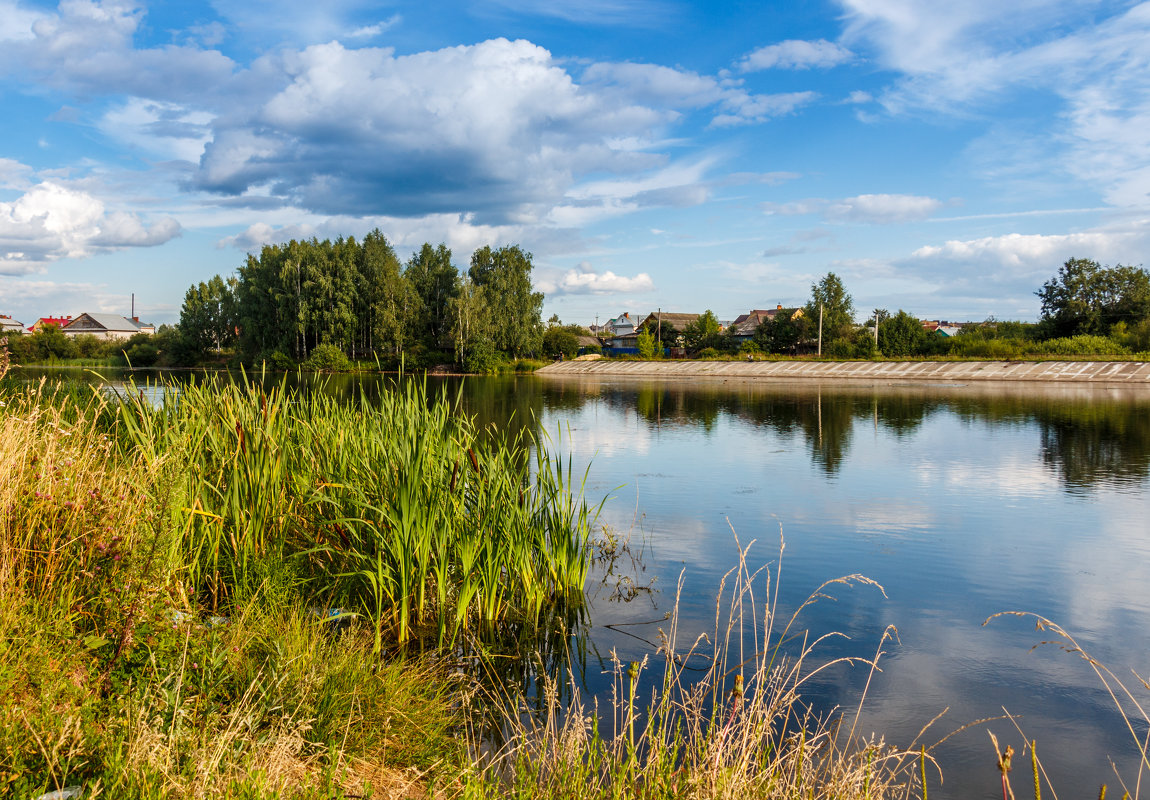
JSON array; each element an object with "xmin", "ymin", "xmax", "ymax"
[{"xmin": 112, "ymin": 373, "xmax": 600, "ymax": 650}]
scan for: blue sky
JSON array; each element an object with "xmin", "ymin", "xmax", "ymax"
[{"xmin": 2, "ymin": 0, "xmax": 1148, "ymax": 327}]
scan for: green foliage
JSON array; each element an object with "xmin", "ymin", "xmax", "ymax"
[
  {"xmin": 301, "ymin": 343, "xmax": 352, "ymax": 372},
  {"xmin": 682, "ymin": 310, "xmax": 722, "ymax": 352},
  {"xmin": 543, "ymin": 327, "xmax": 580, "ymax": 359},
  {"xmin": 118, "ymin": 332, "xmax": 161, "ymax": 367},
  {"xmin": 1036, "ymin": 335, "xmax": 1128, "ymax": 356},
  {"xmin": 109, "ymin": 377, "xmax": 597, "ymax": 650},
  {"xmin": 469, "ymin": 244, "xmax": 544, "ymax": 357},
  {"xmin": 179, "ymin": 274, "xmax": 237, "ymax": 356},
  {"xmin": 806, "ymin": 272, "xmax": 855, "ymax": 343},
  {"xmin": 462, "ymin": 338, "xmax": 503, "ymax": 374},
  {"xmin": 405, "ymin": 242, "xmax": 460, "ymax": 350},
  {"xmin": 879, "ymin": 310, "xmax": 928, "ymax": 357},
  {"xmin": 636, "ymin": 327, "xmax": 656, "ymax": 359},
  {"xmin": 823, "ymin": 337, "xmax": 857, "ymax": 358},
  {"xmin": 1111, "ymin": 319, "xmax": 1150, "ymax": 353},
  {"xmin": 1037, "ymin": 258, "xmax": 1150, "ymax": 337},
  {"xmin": 224, "ymin": 232, "xmax": 543, "ymax": 370},
  {"xmin": 753, "ymin": 309, "xmax": 804, "ymax": 354}
]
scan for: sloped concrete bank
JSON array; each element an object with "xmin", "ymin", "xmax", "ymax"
[{"xmin": 537, "ymin": 359, "xmax": 1150, "ymax": 384}]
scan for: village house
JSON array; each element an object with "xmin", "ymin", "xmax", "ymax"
[
  {"xmin": 0, "ymin": 315, "xmax": 24, "ymax": 334},
  {"xmin": 604, "ymin": 312, "xmax": 639, "ymax": 336},
  {"xmin": 62, "ymin": 313, "xmax": 150, "ymax": 341},
  {"xmin": 635, "ymin": 312, "xmax": 704, "ymax": 342},
  {"xmin": 28, "ymin": 315, "xmax": 73, "ymax": 333},
  {"xmin": 728, "ymin": 306, "xmax": 804, "ymax": 343}
]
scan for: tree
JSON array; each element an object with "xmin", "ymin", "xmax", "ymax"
[
  {"xmin": 179, "ymin": 275, "xmax": 237, "ymax": 356},
  {"xmin": 804, "ymin": 272, "xmax": 855, "ymax": 344},
  {"xmin": 543, "ymin": 327, "xmax": 580, "ymax": 359},
  {"xmin": 682, "ymin": 310, "xmax": 721, "ymax": 351},
  {"xmin": 879, "ymin": 310, "xmax": 928, "ymax": 357},
  {"xmin": 636, "ymin": 327, "xmax": 656, "ymax": 359},
  {"xmin": 450, "ymin": 275, "xmax": 492, "ymax": 370},
  {"xmin": 406, "ymin": 243, "xmax": 460, "ymax": 350},
  {"xmin": 358, "ymin": 229, "xmax": 415, "ymax": 357},
  {"xmin": 469, "ymin": 244, "xmax": 544, "ymax": 357},
  {"xmin": 1036, "ymin": 258, "xmax": 1150, "ymax": 337},
  {"xmin": 753, "ymin": 309, "xmax": 804, "ymax": 354}
]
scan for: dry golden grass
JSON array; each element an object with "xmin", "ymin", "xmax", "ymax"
[{"xmin": 468, "ymin": 533, "xmax": 934, "ymax": 799}]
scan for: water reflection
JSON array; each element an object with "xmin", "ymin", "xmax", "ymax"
[{"xmin": 540, "ymin": 376, "xmax": 1150, "ymax": 492}]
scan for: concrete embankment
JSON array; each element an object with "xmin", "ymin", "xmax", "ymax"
[{"xmin": 537, "ymin": 359, "xmax": 1150, "ymax": 384}]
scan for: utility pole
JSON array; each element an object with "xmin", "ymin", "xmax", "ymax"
[
  {"xmin": 657, "ymin": 307, "xmax": 662, "ymax": 351},
  {"xmin": 817, "ymin": 304, "xmax": 824, "ymax": 356}
]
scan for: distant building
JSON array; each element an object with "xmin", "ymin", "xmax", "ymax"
[
  {"xmin": 62, "ymin": 313, "xmax": 147, "ymax": 341},
  {"xmin": 605, "ymin": 313, "xmax": 639, "ymax": 336},
  {"xmin": 728, "ymin": 306, "xmax": 804, "ymax": 342},
  {"xmin": 28, "ymin": 315, "xmax": 73, "ymax": 332},
  {"xmin": 0, "ymin": 315, "xmax": 24, "ymax": 334}
]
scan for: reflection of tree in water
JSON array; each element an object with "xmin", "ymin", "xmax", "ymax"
[
  {"xmin": 873, "ymin": 394, "xmax": 942, "ymax": 437},
  {"xmin": 539, "ymin": 378, "xmax": 1150, "ymax": 491},
  {"xmin": 947, "ymin": 394, "xmax": 1150, "ymax": 491},
  {"xmin": 1037, "ymin": 401, "xmax": 1150, "ymax": 491}
]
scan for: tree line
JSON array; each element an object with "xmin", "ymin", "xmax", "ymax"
[
  {"xmin": 177, "ymin": 232, "xmax": 545, "ymax": 371},
  {"xmin": 628, "ymin": 258, "xmax": 1150, "ymax": 359}
]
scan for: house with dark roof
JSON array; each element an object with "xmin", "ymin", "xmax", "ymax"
[
  {"xmin": 63, "ymin": 313, "xmax": 147, "ymax": 341},
  {"xmin": 636, "ymin": 312, "xmax": 703, "ymax": 335},
  {"xmin": 728, "ymin": 306, "xmax": 804, "ymax": 342}
]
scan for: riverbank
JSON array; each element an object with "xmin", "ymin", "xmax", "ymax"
[{"xmin": 538, "ymin": 358, "xmax": 1150, "ymax": 384}]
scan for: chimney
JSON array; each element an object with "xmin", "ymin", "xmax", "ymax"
[{"xmin": 133, "ymin": 316, "xmax": 139, "ymax": 323}]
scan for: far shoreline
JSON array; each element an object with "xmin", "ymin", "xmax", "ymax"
[{"xmin": 537, "ymin": 358, "xmax": 1150, "ymax": 385}]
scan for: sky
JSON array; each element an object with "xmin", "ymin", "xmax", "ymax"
[{"xmin": 1, "ymin": 0, "xmax": 1148, "ymax": 328}]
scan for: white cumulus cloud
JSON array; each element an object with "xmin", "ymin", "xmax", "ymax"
[
  {"xmin": 538, "ymin": 263, "xmax": 655, "ymax": 295},
  {"xmin": 0, "ymin": 182, "xmax": 181, "ymax": 274}
]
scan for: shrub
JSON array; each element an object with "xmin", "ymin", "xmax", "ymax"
[
  {"xmin": 462, "ymin": 339, "xmax": 504, "ymax": 374},
  {"xmin": 1037, "ymin": 335, "xmax": 1127, "ymax": 356},
  {"xmin": 301, "ymin": 343, "xmax": 352, "ymax": 372},
  {"xmin": 823, "ymin": 337, "xmax": 856, "ymax": 358},
  {"xmin": 260, "ymin": 350, "xmax": 295, "ymax": 371}
]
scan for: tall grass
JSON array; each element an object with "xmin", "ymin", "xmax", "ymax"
[{"xmin": 111, "ymin": 373, "xmax": 600, "ymax": 650}]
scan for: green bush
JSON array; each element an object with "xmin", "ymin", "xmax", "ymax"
[
  {"xmin": 462, "ymin": 339, "xmax": 504, "ymax": 374},
  {"xmin": 301, "ymin": 343, "xmax": 352, "ymax": 372},
  {"xmin": 1036, "ymin": 335, "xmax": 1128, "ymax": 356},
  {"xmin": 260, "ymin": 350, "xmax": 295, "ymax": 371},
  {"xmin": 822, "ymin": 337, "xmax": 856, "ymax": 358},
  {"xmin": 1112, "ymin": 320, "xmax": 1150, "ymax": 353}
]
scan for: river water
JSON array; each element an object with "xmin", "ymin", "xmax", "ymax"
[
  {"xmin": 14, "ymin": 367, "xmax": 1150, "ymax": 797},
  {"xmin": 523, "ymin": 373, "xmax": 1150, "ymax": 799}
]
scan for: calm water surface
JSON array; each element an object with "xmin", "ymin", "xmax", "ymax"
[
  {"xmin": 531, "ymin": 374, "xmax": 1150, "ymax": 799},
  {"xmin": 16, "ymin": 367, "xmax": 1150, "ymax": 797}
]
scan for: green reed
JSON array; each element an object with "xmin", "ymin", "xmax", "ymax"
[{"xmin": 114, "ymin": 374, "xmax": 599, "ymax": 651}]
